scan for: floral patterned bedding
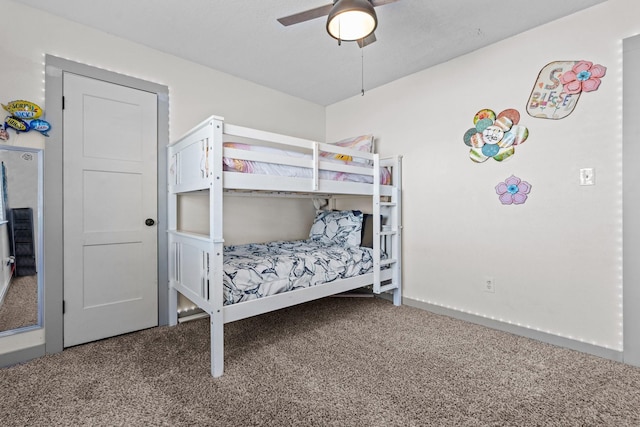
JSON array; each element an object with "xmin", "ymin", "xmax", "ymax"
[{"xmin": 223, "ymin": 239, "xmax": 374, "ymax": 305}]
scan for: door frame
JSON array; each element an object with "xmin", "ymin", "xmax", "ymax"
[
  {"xmin": 44, "ymin": 55, "xmax": 169, "ymax": 354},
  {"xmin": 623, "ymin": 34, "xmax": 640, "ymax": 366}
]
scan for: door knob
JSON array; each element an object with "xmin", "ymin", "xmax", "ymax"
[{"xmin": 145, "ymin": 218, "xmax": 155, "ymax": 226}]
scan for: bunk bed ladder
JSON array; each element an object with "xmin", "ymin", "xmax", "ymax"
[{"xmin": 373, "ymin": 155, "xmax": 402, "ymax": 306}]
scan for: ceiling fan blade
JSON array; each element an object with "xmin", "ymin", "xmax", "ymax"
[
  {"xmin": 357, "ymin": 32, "xmax": 377, "ymax": 48},
  {"xmin": 277, "ymin": 4, "xmax": 334, "ymax": 26},
  {"xmin": 277, "ymin": 0, "xmax": 401, "ymax": 28},
  {"xmin": 371, "ymin": 0, "xmax": 402, "ymax": 6}
]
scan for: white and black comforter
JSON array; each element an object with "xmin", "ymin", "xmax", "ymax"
[{"xmin": 223, "ymin": 240, "xmax": 374, "ymax": 305}]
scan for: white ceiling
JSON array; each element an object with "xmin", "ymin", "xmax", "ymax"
[{"xmin": 16, "ymin": 0, "xmax": 605, "ymax": 106}]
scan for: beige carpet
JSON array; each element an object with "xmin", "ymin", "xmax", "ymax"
[
  {"xmin": 1, "ymin": 297, "xmax": 640, "ymax": 426},
  {"xmin": 0, "ymin": 275, "xmax": 38, "ymax": 332}
]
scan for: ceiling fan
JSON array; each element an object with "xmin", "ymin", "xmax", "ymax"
[{"xmin": 277, "ymin": 0, "xmax": 401, "ymax": 47}]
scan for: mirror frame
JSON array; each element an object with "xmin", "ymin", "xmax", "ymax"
[{"xmin": 0, "ymin": 144, "xmax": 43, "ymax": 337}]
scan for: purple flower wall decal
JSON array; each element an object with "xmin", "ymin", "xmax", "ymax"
[{"xmin": 495, "ymin": 175, "xmax": 531, "ymax": 205}]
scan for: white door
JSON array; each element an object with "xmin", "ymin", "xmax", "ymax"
[{"xmin": 63, "ymin": 72, "xmax": 158, "ymax": 347}]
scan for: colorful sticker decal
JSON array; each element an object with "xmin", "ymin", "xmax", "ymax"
[
  {"xmin": 527, "ymin": 60, "xmax": 607, "ymax": 119},
  {"xmin": 29, "ymin": 119, "xmax": 51, "ymax": 137},
  {"xmin": 495, "ymin": 175, "xmax": 531, "ymax": 205},
  {"xmin": 0, "ymin": 126, "xmax": 9, "ymax": 141},
  {"xmin": 463, "ymin": 109, "xmax": 529, "ymax": 163},
  {"xmin": 2, "ymin": 100, "xmax": 42, "ymax": 120},
  {"xmin": 5, "ymin": 116, "xmax": 29, "ymax": 133},
  {"xmin": 560, "ymin": 61, "xmax": 607, "ymax": 95},
  {"xmin": 1, "ymin": 99, "xmax": 50, "ymax": 137}
]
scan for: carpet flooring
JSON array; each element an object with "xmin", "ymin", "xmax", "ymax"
[
  {"xmin": 1, "ymin": 297, "xmax": 640, "ymax": 426},
  {"xmin": 0, "ymin": 274, "xmax": 38, "ymax": 332}
]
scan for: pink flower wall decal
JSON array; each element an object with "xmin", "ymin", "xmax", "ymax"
[
  {"xmin": 495, "ymin": 175, "xmax": 531, "ymax": 205},
  {"xmin": 559, "ymin": 61, "xmax": 607, "ymax": 95}
]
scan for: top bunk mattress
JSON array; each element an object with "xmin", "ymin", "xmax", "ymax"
[{"xmin": 223, "ymin": 142, "xmax": 391, "ymax": 185}]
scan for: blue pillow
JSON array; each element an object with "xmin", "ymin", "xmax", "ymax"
[{"xmin": 309, "ymin": 210, "xmax": 363, "ymax": 247}]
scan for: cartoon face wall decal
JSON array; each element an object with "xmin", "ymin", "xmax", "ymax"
[{"xmin": 463, "ymin": 109, "xmax": 529, "ymax": 163}]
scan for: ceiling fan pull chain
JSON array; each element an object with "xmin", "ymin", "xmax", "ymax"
[{"xmin": 361, "ymin": 47, "xmax": 365, "ymax": 96}]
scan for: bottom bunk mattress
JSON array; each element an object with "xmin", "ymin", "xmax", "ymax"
[{"xmin": 223, "ymin": 240, "xmax": 374, "ymax": 305}]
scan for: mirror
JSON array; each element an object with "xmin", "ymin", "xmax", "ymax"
[{"xmin": 0, "ymin": 145, "xmax": 42, "ymax": 336}]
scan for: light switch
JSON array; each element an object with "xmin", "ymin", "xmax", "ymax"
[{"xmin": 580, "ymin": 168, "xmax": 595, "ymax": 185}]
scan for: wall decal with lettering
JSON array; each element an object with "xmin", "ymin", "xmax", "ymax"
[
  {"xmin": 2, "ymin": 100, "xmax": 51, "ymax": 138},
  {"xmin": 463, "ymin": 109, "xmax": 529, "ymax": 163},
  {"xmin": 526, "ymin": 60, "xmax": 607, "ymax": 120}
]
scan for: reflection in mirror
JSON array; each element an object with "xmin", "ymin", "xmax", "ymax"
[{"xmin": 0, "ymin": 146, "xmax": 42, "ymax": 336}]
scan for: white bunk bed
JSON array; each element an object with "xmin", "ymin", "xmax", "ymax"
[{"xmin": 167, "ymin": 115, "xmax": 402, "ymax": 377}]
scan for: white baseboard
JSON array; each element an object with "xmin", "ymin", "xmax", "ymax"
[{"xmin": 401, "ymin": 296, "xmax": 623, "ymax": 363}]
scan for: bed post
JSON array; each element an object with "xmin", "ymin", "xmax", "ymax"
[
  {"xmin": 375, "ymin": 155, "xmax": 402, "ymax": 306},
  {"xmin": 209, "ymin": 118, "xmax": 225, "ymax": 377},
  {"xmin": 372, "ymin": 153, "xmax": 381, "ymax": 294},
  {"xmin": 168, "ymin": 288, "xmax": 178, "ymax": 326},
  {"xmin": 391, "ymin": 156, "xmax": 403, "ymax": 306},
  {"xmin": 167, "ymin": 147, "xmax": 179, "ymax": 326}
]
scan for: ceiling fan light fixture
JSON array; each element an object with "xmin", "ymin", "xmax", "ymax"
[{"xmin": 326, "ymin": 0, "xmax": 378, "ymax": 42}]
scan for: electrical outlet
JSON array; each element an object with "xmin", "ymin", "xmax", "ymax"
[
  {"xmin": 483, "ymin": 277, "xmax": 495, "ymax": 293},
  {"xmin": 580, "ymin": 168, "xmax": 595, "ymax": 185}
]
